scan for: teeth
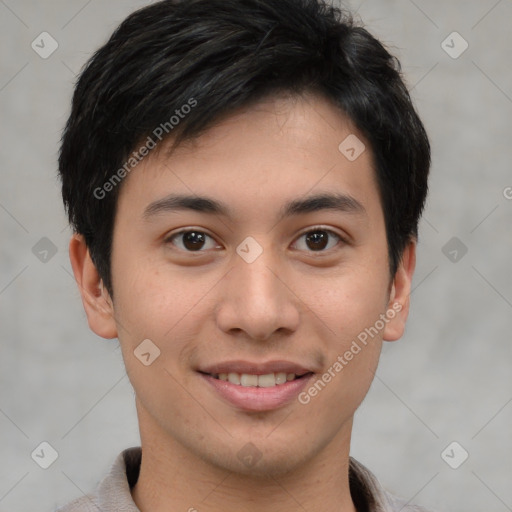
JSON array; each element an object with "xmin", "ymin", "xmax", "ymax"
[
  {"xmin": 275, "ymin": 372, "xmax": 287, "ymax": 385},
  {"xmin": 257, "ymin": 373, "xmax": 276, "ymax": 387},
  {"xmin": 227, "ymin": 372, "xmax": 240, "ymax": 384},
  {"xmin": 240, "ymin": 374, "xmax": 258, "ymax": 387},
  {"xmin": 213, "ymin": 372, "xmax": 302, "ymax": 387}
]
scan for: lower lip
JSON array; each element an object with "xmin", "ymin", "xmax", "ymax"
[{"xmin": 200, "ymin": 373, "xmax": 314, "ymax": 412}]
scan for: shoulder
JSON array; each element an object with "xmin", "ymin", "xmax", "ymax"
[
  {"xmin": 55, "ymin": 447, "xmax": 142, "ymax": 512},
  {"xmin": 381, "ymin": 489, "xmax": 438, "ymax": 512},
  {"xmin": 349, "ymin": 457, "xmax": 440, "ymax": 512},
  {"xmin": 55, "ymin": 495, "xmax": 101, "ymax": 512}
]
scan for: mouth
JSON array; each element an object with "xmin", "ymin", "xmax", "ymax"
[
  {"xmin": 196, "ymin": 359, "xmax": 315, "ymax": 412},
  {"xmin": 196, "ymin": 361, "xmax": 316, "ymax": 412},
  {"xmin": 198, "ymin": 371, "xmax": 313, "ymax": 388}
]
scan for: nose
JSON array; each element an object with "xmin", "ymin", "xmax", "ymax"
[{"xmin": 214, "ymin": 246, "xmax": 300, "ymax": 342}]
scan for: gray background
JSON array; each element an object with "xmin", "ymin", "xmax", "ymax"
[{"xmin": 1, "ymin": 1, "xmax": 511, "ymax": 511}]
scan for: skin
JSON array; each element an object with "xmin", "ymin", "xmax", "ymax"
[{"xmin": 69, "ymin": 92, "xmax": 416, "ymax": 512}]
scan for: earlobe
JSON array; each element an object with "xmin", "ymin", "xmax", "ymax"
[
  {"xmin": 383, "ymin": 240, "xmax": 416, "ymax": 342},
  {"xmin": 68, "ymin": 234, "xmax": 118, "ymax": 339}
]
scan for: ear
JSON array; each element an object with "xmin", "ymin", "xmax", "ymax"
[
  {"xmin": 68, "ymin": 234, "xmax": 118, "ymax": 339},
  {"xmin": 383, "ymin": 239, "xmax": 416, "ymax": 342}
]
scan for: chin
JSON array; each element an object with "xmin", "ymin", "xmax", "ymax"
[{"xmin": 202, "ymin": 442, "xmax": 314, "ymax": 479}]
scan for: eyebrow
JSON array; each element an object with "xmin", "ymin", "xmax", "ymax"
[{"xmin": 143, "ymin": 191, "xmax": 366, "ymax": 221}]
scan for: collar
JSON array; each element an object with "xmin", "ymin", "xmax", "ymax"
[{"xmin": 60, "ymin": 446, "xmax": 431, "ymax": 512}]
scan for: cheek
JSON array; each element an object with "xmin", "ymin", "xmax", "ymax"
[
  {"xmin": 305, "ymin": 264, "xmax": 390, "ymax": 336},
  {"xmin": 299, "ymin": 267, "xmax": 388, "ymax": 403},
  {"xmin": 299, "ymin": 288, "xmax": 384, "ymax": 421},
  {"xmin": 110, "ymin": 254, "xmax": 215, "ymax": 384},
  {"xmin": 315, "ymin": 340, "xmax": 382, "ymax": 426},
  {"xmin": 112, "ymin": 252, "xmax": 191, "ymax": 336},
  {"xmin": 110, "ymin": 262, "xmax": 199, "ymax": 429}
]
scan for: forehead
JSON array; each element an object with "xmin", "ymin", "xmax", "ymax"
[{"xmin": 116, "ymin": 92, "xmax": 381, "ymax": 225}]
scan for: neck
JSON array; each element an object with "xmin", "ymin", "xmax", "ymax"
[{"xmin": 132, "ymin": 404, "xmax": 357, "ymax": 512}]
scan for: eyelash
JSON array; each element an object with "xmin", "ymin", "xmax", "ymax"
[{"xmin": 165, "ymin": 227, "xmax": 346, "ymax": 254}]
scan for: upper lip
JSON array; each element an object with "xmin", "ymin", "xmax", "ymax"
[{"xmin": 198, "ymin": 360, "xmax": 314, "ymax": 376}]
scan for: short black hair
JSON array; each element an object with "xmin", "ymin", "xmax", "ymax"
[{"xmin": 59, "ymin": 0, "xmax": 430, "ymax": 296}]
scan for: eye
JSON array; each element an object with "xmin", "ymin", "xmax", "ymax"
[
  {"xmin": 292, "ymin": 228, "xmax": 344, "ymax": 252},
  {"xmin": 165, "ymin": 230, "xmax": 220, "ymax": 252}
]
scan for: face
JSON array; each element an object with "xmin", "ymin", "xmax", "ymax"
[{"xmin": 71, "ymin": 92, "xmax": 414, "ymax": 478}]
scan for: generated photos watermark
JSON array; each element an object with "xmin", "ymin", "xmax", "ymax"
[
  {"xmin": 298, "ymin": 302, "xmax": 402, "ymax": 405},
  {"xmin": 93, "ymin": 97, "xmax": 197, "ymax": 200}
]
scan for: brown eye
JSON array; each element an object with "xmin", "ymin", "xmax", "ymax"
[
  {"xmin": 293, "ymin": 228, "xmax": 342, "ymax": 252},
  {"xmin": 166, "ymin": 230, "xmax": 218, "ymax": 252},
  {"xmin": 305, "ymin": 231, "xmax": 329, "ymax": 250}
]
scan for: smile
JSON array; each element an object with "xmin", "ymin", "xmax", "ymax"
[
  {"xmin": 204, "ymin": 371, "xmax": 312, "ymax": 387},
  {"xmin": 199, "ymin": 371, "xmax": 315, "ymax": 412}
]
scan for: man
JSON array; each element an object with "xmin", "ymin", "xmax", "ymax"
[{"xmin": 57, "ymin": 0, "xmax": 434, "ymax": 510}]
